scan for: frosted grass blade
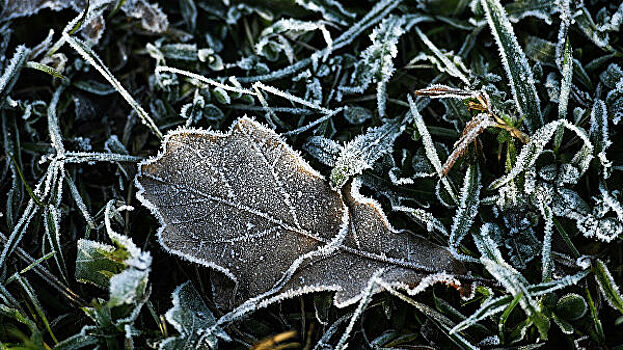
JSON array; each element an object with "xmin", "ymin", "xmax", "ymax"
[
  {"xmin": 63, "ymin": 33, "xmax": 163, "ymax": 139},
  {"xmin": 481, "ymin": 0, "xmax": 543, "ymax": 132}
]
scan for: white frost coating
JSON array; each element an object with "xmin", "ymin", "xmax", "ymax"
[
  {"xmin": 0, "ymin": 45, "xmax": 31, "ymax": 102},
  {"xmin": 594, "ymin": 259, "xmax": 623, "ymax": 314},
  {"xmin": 237, "ymin": 0, "xmax": 403, "ymax": 83},
  {"xmin": 330, "ymin": 120, "xmax": 404, "ymax": 189},
  {"xmin": 600, "ymin": 188, "xmax": 623, "ymax": 223},
  {"xmin": 47, "ymin": 86, "xmax": 66, "ymax": 154},
  {"xmin": 451, "ymin": 295, "xmax": 510, "ymax": 334},
  {"xmin": 409, "ymin": 94, "xmax": 458, "ymax": 204},
  {"xmin": 589, "ymin": 100, "xmax": 612, "ymax": 179},
  {"xmin": 255, "ymin": 19, "xmax": 334, "ymax": 62},
  {"xmin": 136, "ymin": 116, "xmax": 311, "ymax": 286},
  {"xmin": 162, "ymin": 281, "xmax": 228, "ymax": 349},
  {"xmin": 449, "ymin": 165, "xmax": 481, "ymax": 262},
  {"xmin": 529, "ymin": 271, "xmax": 588, "ymax": 296},
  {"xmin": 340, "ymin": 15, "xmax": 405, "ymax": 116},
  {"xmin": 554, "ymin": 188, "xmax": 621, "ymax": 243},
  {"xmin": 535, "ymin": 186, "xmax": 554, "ymax": 281},
  {"xmin": 475, "ymin": 223, "xmax": 541, "ymax": 317},
  {"xmin": 156, "ymin": 66, "xmax": 253, "ymax": 95},
  {"xmin": 555, "ymin": 0, "xmax": 572, "ymax": 69},
  {"xmin": 393, "ymin": 206, "xmax": 449, "ymax": 236},
  {"xmin": 558, "ymin": 38, "xmax": 573, "ymax": 119},
  {"xmin": 253, "ymin": 81, "xmax": 332, "ymax": 114},
  {"xmin": 303, "ymin": 136, "xmax": 343, "ymax": 167},
  {"xmin": 481, "ymin": 0, "xmax": 543, "ymax": 131},
  {"xmin": 104, "ymin": 201, "xmax": 151, "ymax": 270}
]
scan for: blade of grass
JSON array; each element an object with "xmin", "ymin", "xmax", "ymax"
[
  {"xmin": 63, "ymin": 33, "xmax": 163, "ymax": 139},
  {"xmin": 481, "ymin": 0, "xmax": 543, "ymax": 132}
]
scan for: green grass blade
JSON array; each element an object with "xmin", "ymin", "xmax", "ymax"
[
  {"xmin": 63, "ymin": 33, "xmax": 163, "ymax": 139},
  {"xmin": 593, "ymin": 259, "xmax": 623, "ymax": 315},
  {"xmin": 481, "ymin": 0, "xmax": 543, "ymax": 132}
]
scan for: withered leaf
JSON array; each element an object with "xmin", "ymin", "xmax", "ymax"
[
  {"xmin": 441, "ymin": 113, "xmax": 493, "ymax": 177},
  {"xmin": 136, "ymin": 117, "xmax": 467, "ymax": 309}
]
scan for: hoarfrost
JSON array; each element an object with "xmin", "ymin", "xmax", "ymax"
[{"xmin": 330, "ymin": 119, "xmax": 404, "ymax": 189}]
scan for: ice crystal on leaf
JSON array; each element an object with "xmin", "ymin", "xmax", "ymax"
[{"xmin": 136, "ymin": 117, "xmax": 468, "ymax": 309}]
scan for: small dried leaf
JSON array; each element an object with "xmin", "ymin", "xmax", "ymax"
[
  {"xmin": 442, "ymin": 113, "xmax": 493, "ymax": 177},
  {"xmin": 136, "ymin": 117, "xmax": 467, "ymax": 308}
]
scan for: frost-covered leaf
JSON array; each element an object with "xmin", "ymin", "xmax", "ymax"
[
  {"xmin": 558, "ymin": 38, "xmax": 573, "ymax": 118},
  {"xmin": 304, "ymin": 136, "xmax": 342, "ymax": 167},
  {"xmin": 481, "ymin": 0, "xmax": 543, "ymax": 131},
  {"xmin": 76, "ymin": 202, "xmax": 151, "ymax": 299},
  {"xmin": 136, "ymin": 117, "xmax": 468, "ymax": 309},
  {"xmin": 75, "ymin": 240, "xmax": 126, "ymax": 289},
  {"xmin": 340, "ymin": 15, "xmax": 406, "ymax": 116},
  {"xmin": 414, "ymin": 28, "xmax": 471, "ymax": 86},
  {"xmin": 330, "ymin": 119, "xmax": 404, "ymax": 189},
  {"xmin": 451, "ymin": 295, "xmax": 512, "ymax": 334},
  {"xmin": 593, "ymin": 259, "xmax": 623, "ymax": 315},
  {"xmin": 409, "ymin": 95, "xmax": 457, "ymax": 204},
  {"xmin": 553, "ymin": 188, "xmax": 622, "ymax": 243},
  {"xmin": 120, "ymin": 0, "xmax": 169, "ymax": 33},
  {"xmin": 255, "ymin": 19, "xmax": 333, "ymax": 63},
  {"xmin": 393, "ymin": 206, "xmax": 448, "ymax": 237},
  {"xmin": 555, "ymin": 293, "xmax": 587, "ymax": 321},
  {"xmin": 69, "ymin": 203, "xmax": 152, "ymax": 348},
  {"xmin": 160, "ymin": 281, "xmax": 229, "ymax": 350},
  {"xmin": 449, "ymin": 164, "xmax": 481, "ymax": 262},
  {"xmin": 474, "ymin": 223, "xmax": 550, "ymax": 338},
  {"xmin": 534, "ymin": 185, "xmax": 554, "ymax": 280},
  {"xmin": 0, "ymin": 45, "xmax": 31, "ymax": 109},
  {"xmin": 589, "ymin": 99, "xmax": 612, "ymax": 178},
  {"xmin": 574, "ymin": 3, "xmax": 623, "ymax": 51}
]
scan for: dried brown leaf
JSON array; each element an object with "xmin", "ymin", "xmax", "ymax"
[
  {"xmin": 136, "ymin": 117, "xmax": 467, "ymax": 308},
  {"xmin": 442, "ymin": 113, "xmax": 493, "ymax": 176}
]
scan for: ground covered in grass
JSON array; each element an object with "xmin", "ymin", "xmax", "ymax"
[{"xmin": 1, "ymin": 0, "xmax": 623, "ymax": 349}]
